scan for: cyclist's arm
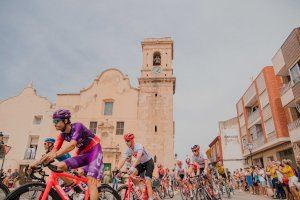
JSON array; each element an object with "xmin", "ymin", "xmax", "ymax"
[
  {"xmin": 52, "ymin": 135, "xmax": 64, "ymax": 152},
  {"xmin": 132, "ymin": 151, "xmax": 143, "ymax": 168},
  {"xmin": 55, "ymin": 140, "xmax": 77, "ymax": 158}
]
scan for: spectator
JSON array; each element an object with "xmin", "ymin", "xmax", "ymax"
[
  {"xmin": 278, "ymin": 159, "xmax": 299, "ymax": 200},
  {"xmin": 245, "ymin": 167, "xmax": 254, "ymax": 194},
  {"xmin": 258, "ymin": 166, "xmax": 267, "ymax": 195}
]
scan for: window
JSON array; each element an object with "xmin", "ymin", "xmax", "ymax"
[
  {"xmin": 33, "ymin": 115, "xmax": 43, "ymax": 125},
  {"xmin": 104, "ymin": 102, "xmax": 113, "ymax": 115},
  {"xmin": 289, "ymin": 62, "xmax": 300, "ymax": 84},
  {"xmin": 251, "ymin": 105, "xmax": 259, "ymax": 113},
  {"xmin": 89, "ymin": 121, "xmax": 98, "ymax": 134},
  {"xmin": 153, "ymin": 52, "xmax": 161, "ymax": 66},
  {"xmin": 155, "ymin": 125, "xmax": 158, "ymax": 132},
  {"xmin": 24, "ymin": 136, "xmax": 39, "ymax": 160},
  {"xmin": 116, "ymin": 122, "xmax": 124, "ymax": 135},
  {"xmin": 242, "ymin": 136, "xmax": 247, "ymax": 149}
]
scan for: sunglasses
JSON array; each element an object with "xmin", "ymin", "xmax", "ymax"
[
  {"xmin": 192, "ymin": 150, "xmax": 198, "ymax": 152},
  {"xmin": 53, "ymin": 119, "xmax": 62, "ymax": 124}
]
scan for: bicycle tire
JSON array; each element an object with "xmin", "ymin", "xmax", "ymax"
[
  {"xmin": 99, "ymin": 184, "xmax": 121, "ymax": 200},
  {"xmin": 5, "ymin": 182, "xmax": 60, "ymax": 200},
  {"xmin": 117, "ymin": 184, "xmax": 137, "ymax": 200},
  {"xmin": 179, "ymin": 185, "xmax": 190, "ymax": 200},
  {"xmin": 168, "ymin": 185, "xmax": 174, "ymax": 198},
  {"xmin": 152, "ymin": 187, "xmax": 162, "ymax": 200},
  {"xmin": 196, "ymin": 187, "xmax": 211, "ymax": 200}
]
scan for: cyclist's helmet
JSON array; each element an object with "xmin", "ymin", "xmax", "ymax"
[
  {"xmin": 191, "ymin": 163, "xmax": 198, "ymax": 171},
  {"xmin": 191, "ymin": 145, "xmax": 200, "ymax": 151},
  {"xmin": 124, "ymin": 133, "xmax": 134, "ymax": 141},
  {"xmin": 52, "ymin": 109, "xmax": 71, "ymax": 120},
  {"xmin": 177, "ymin": 160, "xmax": 182, "ymax": 166},
  {"xmin": 44, "ymin": 138, "xmax": 55, "ymax": 144}
]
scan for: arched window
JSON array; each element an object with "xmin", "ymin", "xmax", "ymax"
[
  {"xmin": 154, "ymin": 155, "xmax": 157, "ymax": 163},
  {"xmin": 153, "ymin": 52, "xmax": 161, "ymax": 66}
]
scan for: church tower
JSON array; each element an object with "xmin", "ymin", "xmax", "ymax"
[{"xmin": 137, "ymin": 38, "xmax": 176, "ymax": 167}]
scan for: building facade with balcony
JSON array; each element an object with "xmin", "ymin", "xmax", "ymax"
[
  {"xmin": 207, "ymin": 117, "xmax": 243, "ymax": 172},
  {"xmin": 236, "ymin": 66, "xmax": 294, "ymax": 167},
  {"xmin": 272, "ymin": 27, "xmax": 300, "ymax": 157},
  {"xmin": 0, "ymin": 38, "xmax": 176, "ymax": 172}
]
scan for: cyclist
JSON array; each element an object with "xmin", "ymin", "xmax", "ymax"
[
  {"xmin": 157, "ymin": 164, "xmax": 165, "ymax": 180},
  {"xmin": 116, "ymin": 133, "xmax": 155, "ymax": 200},
  {"xmin": 175, "ymin": 161, "xmax": 185, "ymax": 183},
  {"xmin": 33, "ymin": 109, "xmax": 102, "ymax": 200},
  {"xmin": 190, "ymin": 145, "xmax": 208, "ymax": 175},
  {"xmin": 216, "ymin": 161, "xmax": 227, "ymax": 180}
]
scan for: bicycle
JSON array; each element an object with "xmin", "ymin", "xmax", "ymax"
[
  {"xmin": 178, "ymin": 177, "xmax": 195, "ymax": 200},
  {"xmin": 194, "ymin": 174, "xmax": 221, "ymax": 200},
  {"xmin": 5, "ymin": 163, "xmax": 120, "ymax": 200},
  {"xmin": 116, "ymin": 171, "xmax": 162, "ymax": 200},
  {"xmin": 160, "ymin": 176, "xmax": 174, "ymax": 198},
  {"xmin": 217, "ymin": 176, "xmax": 231, "ymax": 199}
]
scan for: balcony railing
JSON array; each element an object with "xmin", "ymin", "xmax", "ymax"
[
  {"xmin": 24, "ymin": 148, "xmax": 36, "ymax": 160},
  {"xmin": 253, "ymin": 137, "xmax": 264, "ymax": 148},
  {"xmin": 248, "ymin": 110, "xmax": 260, "ymax": 125},
  {"xmin": 288, "ymin": 118, "xmax": 300, "ymax": 131},
  {"xmin": 281, "ymin": 82, "xmax": 292, "ymax": 95}
]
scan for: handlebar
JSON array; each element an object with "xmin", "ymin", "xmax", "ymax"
[{"xmin": 25, "ymin": 163, "xmax": 64, "ymax": 182}]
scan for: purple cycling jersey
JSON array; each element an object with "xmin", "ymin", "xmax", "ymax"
[{"xmin": 59, "ymin": 123, "xmax": 95, "ymax": 151}]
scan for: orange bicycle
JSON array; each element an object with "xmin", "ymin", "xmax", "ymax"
[{"xmin": 5, "ymin": 164, "xmax": 120, "ymax": 200}]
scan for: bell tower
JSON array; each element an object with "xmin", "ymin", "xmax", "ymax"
[{"xmin": 137, "ymin": 38, "xmax": 176, "ymax": 167}]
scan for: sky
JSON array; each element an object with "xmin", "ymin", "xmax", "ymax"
[{"xmin": 0, "ymin": 0, "xmax": 299, "ymax": 160}]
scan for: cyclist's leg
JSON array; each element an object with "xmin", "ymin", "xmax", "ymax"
[
  {"xmin": 84, "ymin": 144, "xmax": 103, "ymax": 200},
  {"xmin": 55, "ymin": 154, "xmax": 88, "ymax": 186},
  {"xmin": 143, "ymin": 159, "xmax": 155, "ymax": 199}
]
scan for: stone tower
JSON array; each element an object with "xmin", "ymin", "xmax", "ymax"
[{"xmin": 137, "ymin": 38, "xmax": 176, "ymax": 167}]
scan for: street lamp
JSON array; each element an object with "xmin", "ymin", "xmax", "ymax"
[{"xmin": 247, "ymin": 143, "xmax": 253, "ymax": 166}]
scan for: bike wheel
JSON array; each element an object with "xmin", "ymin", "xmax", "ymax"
[
  {"xmin": 99, "ymin": 184, "xmax": 121, "ymax": 200},
  {"xmin": 153, "ymin": 187, "xmax": 162, "ymax": 200},
  {"xmin": 179, "ymin": 186, "xmax": 190, "ymax": 200},
  {"xmin": 5, "ymin": 182, "xmax": 60, "ymax": 200},
  {"xmin": 225, "ymin": 185, "xmax": 231, "ymax": 199},
  {"xmin": 168, "ymin": 186, "xmax": 174, "ymax": 198},
  {"xmin": 196, "ymin": 188, "xmax": 211, "ymax": 200},
  {"xmin": 117, "ymin": 185, "xmax": 137, "ymax": 200},
  {"xmin": 0, "ymin": 183, "xmax": 9, "ymax": 199}
]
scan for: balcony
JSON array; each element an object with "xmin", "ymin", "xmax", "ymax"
[
  {"xmin": 243, "ymin": 84, "xmax": 256, "ymax": 107},
  {"xmin": 24, "ymin": 148, "xmax": 37, "ymax": 160},
  {"xmin": 281, "ymin": 82, "xmax": 292, "ymax": 96},
  {"xmin": 252, "ymin": 132, "xmax": 265, "ymax": 149},
  {"xmin": 247, "ymin": 110, "xmax": 260, "ymax": 128},
  {"xmin": 288, "ymin": 118, "xmax": 300, "ymax": 143},
  {"xmin": 281, "ymin": 78, "xmax": 300, "ymax": 107},
  {"xmin": 288, "ymin": 117, "xmax": 300, "ymax": 131}
]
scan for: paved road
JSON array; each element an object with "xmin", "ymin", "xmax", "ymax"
[{"xmin": 172, "ymin": 190, "xmax": 270, "ymax": 200}]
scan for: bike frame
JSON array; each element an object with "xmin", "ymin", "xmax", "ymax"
[
  {"xmin": 41, "ymin": 171, "xmax": 89, "ymax": 200},
  {"xmin": 124, "ymin": 175, "xmax": 148, "ymax": 200}
]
